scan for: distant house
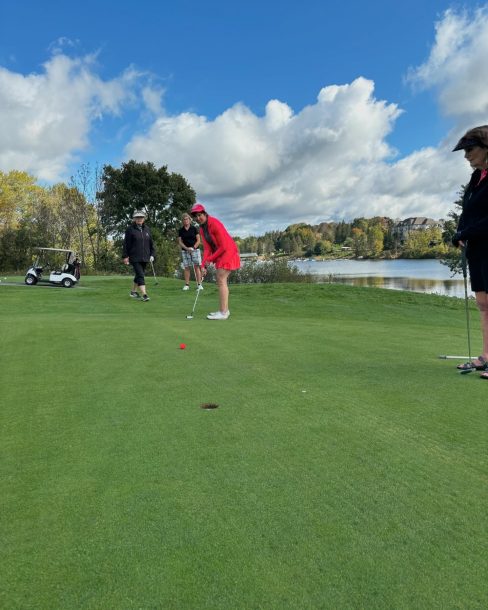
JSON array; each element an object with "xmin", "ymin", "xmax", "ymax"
[
  {"xmin": 239, "ymin": 252, "xmax": 259, "ymax": 260},
  {"xmin": 393, "ymin": 217, "xmax": 442, "ymax": 243}
]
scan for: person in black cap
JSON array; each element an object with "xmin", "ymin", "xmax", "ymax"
[
  {"xmin": 122, "ymin": 210, "xmax": 155, "ymax": 302},
  {"xmin": 452, "ymin": 126, "xmax": 488, "ymax": 377}
]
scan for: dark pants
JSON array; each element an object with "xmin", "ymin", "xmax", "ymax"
[{"xmin": 132, "ymin": 262, "xmax": 147, "ymax": 286}]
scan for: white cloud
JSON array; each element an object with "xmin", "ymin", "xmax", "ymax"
[
  {"xmin": 407, "ymin": 7, "xmax": 488, "ymax": 121},
  {"xmin": 2, "ymin": 7, "xmax": 485, "ymax": 235},
  {"xmin": 0, "ymin": 53, "xmax": 149, "ymax": 180},
  {"xmin": 124, "ymin": 8, "xmax": 488, "ymax": 235},
  {"xmin": 126, "ymin": 76, "xmax": 467, "ymax": 234},
  {"xmin": 47, "ymin": 37, "xmax": 81, "ymax": 55},
  {"xmin": 141, "ymin": 86, "xmax": 165, "ymax": 115}
]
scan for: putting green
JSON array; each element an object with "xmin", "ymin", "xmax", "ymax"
[{"xmin": 1, "ymin": 276, "xmax": 486, "ymax": 609}]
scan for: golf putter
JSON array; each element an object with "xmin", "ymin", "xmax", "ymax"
[
  {"xmin": 186, "ymin": 277, "xmax": 204, "ymax": 319},
  {"xmin": 150, "ymin": 260, "xmax": 159, "ymax": 285},
  {"xmin": 460, "ymin": 247, "xmax": 474, "ymax": 375}
]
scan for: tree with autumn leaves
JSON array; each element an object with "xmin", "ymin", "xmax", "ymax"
[
  {"xmin": 0, "ymin": 161, "xmax": 196, "ymax": 273},
  {"xmin": 0, "ymin": 161, "xmax": 460, "ymax": 271}
]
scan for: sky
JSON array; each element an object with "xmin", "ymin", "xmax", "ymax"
[{"xmin": 1, "ymin": 0, "xmax": 488, "ymax": 235}]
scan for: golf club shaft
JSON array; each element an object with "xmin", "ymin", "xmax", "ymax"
[
  {"xmin": 462, "ymin": 247, "xmax": 472, "ymax": 362},
  {"xmin": 150, "ymin": 260, "xmax": 158, "ymax": 285},
  {"xmin": 189, "ymin": 276, "xmax": 203, "ymax": 317}
]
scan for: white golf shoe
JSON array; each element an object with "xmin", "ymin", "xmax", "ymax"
[
  {"xmin": 197, "ymin": 284, "xmax": 204, "ymax": 291},
  {"xmin": 207, "ymin": 311, "xmax": 230, "ymax": 320},
  {"xmin": 182, "ymin": 284, "xmax": 190, "ymax": 291}
]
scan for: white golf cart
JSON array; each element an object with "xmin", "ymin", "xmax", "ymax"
[{"xmin": 25, "ymin": 248, "xmax": 78, "ymax": 288}]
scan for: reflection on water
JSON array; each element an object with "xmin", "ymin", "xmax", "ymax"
[
  {"xmin": 331, "ymin": 275, "xmax": 466, "ymax": 298},
  {"xmin": 292, "ymin": 259, "xmax": 469, "ymax": 298}
]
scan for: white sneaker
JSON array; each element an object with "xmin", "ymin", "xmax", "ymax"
[
  {"xmin": 197, "ymin": 284, "xmax": 204, "ymax": 291},
  {"xmin": 182, "ymin": 285, "xmax": 190, "ymax": 291},
  {"xmin": 207, "ymin": 311, "xmax": 230, "ymax": 320}
]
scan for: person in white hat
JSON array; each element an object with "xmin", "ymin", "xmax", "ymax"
[{"xmin": 122, "ymin": 210, "xmax": 155, "ymax": 302}]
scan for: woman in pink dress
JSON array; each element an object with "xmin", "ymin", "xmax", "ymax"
[{"xmin": 190, "ymin": 203, "xmax": 240, "ymax": 320}]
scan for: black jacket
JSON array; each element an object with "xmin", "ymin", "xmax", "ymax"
[
  {"xmin": 122, "ymin": 223, "xmax": 155, "ymax": 263},
  {"xmin": 454, "ymin": 169, "xmax": 488, "ymax": 256}
]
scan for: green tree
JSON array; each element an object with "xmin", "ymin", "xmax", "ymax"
[
  {"xmin": 98, "ymin": 161, "xmax": 196, "ymax": 273},
  {"xmin": 382, "ymin": 219, "xmax": 398, "ymax": 253},
  {"xmin": 351, "ymin": 228, "xmax": 368, "ymax": 257},
  {"xmin": 0, "ymin": 170, "xmax": 42, "ymax": 231},
  {"xmin": 99, "ymin": 161, "xmax": 196, "ymax": 236},
  {"xmin": 313, "ymin": 241, "xmax": 324, "ymax": 256},
  {"xmin": 317, "ymin": 222, "xmax": 336, "ymax": 243},
  {"xmin": 335, "ymin": 221, "xmax": 352, "ymax": 244},
  {"xmin": 441, "ymin": 187, "xmax": 465, "ymax": 274},
  {"xmin": 367, "ymin": 225, "xmax": 384, "ymax": 258},
  {"xmin": 352, "ymin": 217, "xmax": 369, "ymax": 232},
  {"xmin": 280, "ymin": 235, "xmax": 293, "ymax": 254},
  {"xmin": 403, "ymin": 227, "xmax": 446, "ymax": 258},
  {"xmin": 313, "ymin": 240, "xmax": 333, "ymax": 256},
  {"xmin": 69, "ymin": 162, "xmax": 110, "ymax": 271}
]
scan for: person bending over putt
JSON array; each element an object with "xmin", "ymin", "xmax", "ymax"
[{"xmin": 190, "ymin": 203, "xmax": 240, "ymax": 320}]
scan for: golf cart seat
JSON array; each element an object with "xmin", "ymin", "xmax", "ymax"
[{"xmin": 62, "ymin": 263, "xmax": 75, "ymax": 274}]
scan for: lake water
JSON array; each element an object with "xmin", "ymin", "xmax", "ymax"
[{"xmin": 292, "ymin": 259, "xmax": 470, "ymax": 298}]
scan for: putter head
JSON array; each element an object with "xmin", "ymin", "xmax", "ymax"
[
  {"xmin": 459, "ymin": 368, "xmax": 475, "ymax": 375},
  {"xmin": 186, "ymin": 314, "xmax": 193, "ymax": 319}
]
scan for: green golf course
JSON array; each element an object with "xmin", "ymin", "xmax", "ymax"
[{"xmin": 1, "ymin": 276, "xmax": 486, "ymax": 609}]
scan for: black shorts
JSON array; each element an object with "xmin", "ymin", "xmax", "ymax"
[
  {"xmin": 467, "ymin": 255, "xmax": 488, "ymax": 293},
  {"xmin": 132, "ymin": 261, "xmax": 147, "ymax": 286}
]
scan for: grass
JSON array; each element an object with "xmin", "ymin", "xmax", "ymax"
[{"xmin": 0, "ymin": 276, "xmax": 486, "ymax": 609}]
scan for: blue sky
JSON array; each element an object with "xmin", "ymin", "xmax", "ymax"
[{"xmin": 1, "ymin": 0, "xmax": 487, "ymax": 234}]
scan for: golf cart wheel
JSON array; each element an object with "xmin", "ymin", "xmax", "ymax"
[
  {"xmin": 61, "ymin": 277, "xmax": 74, "ymax": 288},
  {"xmin": 25, "ymin": 275, "xmax": 37, "ymax": 285}
]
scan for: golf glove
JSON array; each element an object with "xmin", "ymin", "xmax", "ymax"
[{"xmin": 150, "ymin": 256, "xmax": 154, "ymax": 263}]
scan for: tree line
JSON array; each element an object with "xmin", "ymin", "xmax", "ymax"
[
  {"xmin": 0, "ymin": 161, "xmax": 195, "ymax": 274},
  {"xmin": 1, "ymin": 160, "xmax": 461, "ymax": 273},
  {"xmin": 235, "ymin": 216, "xmax": 451, "ymax": 260}
]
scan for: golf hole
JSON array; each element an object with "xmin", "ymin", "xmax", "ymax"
[{"xmin": 200, "ymin": 403, "xmax": 219, "ymax": 410}]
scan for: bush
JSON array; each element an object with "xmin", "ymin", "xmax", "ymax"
[
  {"xmin": 231, "ymin": 259, "xmax": 313, "ymax": 284},
  {"xmin": 174, "ymin": 258, "xmax": 313, "ymax": 284}
]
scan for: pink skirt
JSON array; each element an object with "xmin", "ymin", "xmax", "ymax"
[{"xmin": 215, "ymin": 251, "xmax": 241, "ymax": 271}]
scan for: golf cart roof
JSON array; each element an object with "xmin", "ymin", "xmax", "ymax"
[{"xmin": 35, "ymin": 247, "xmax": 74, "ymax": 253}]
